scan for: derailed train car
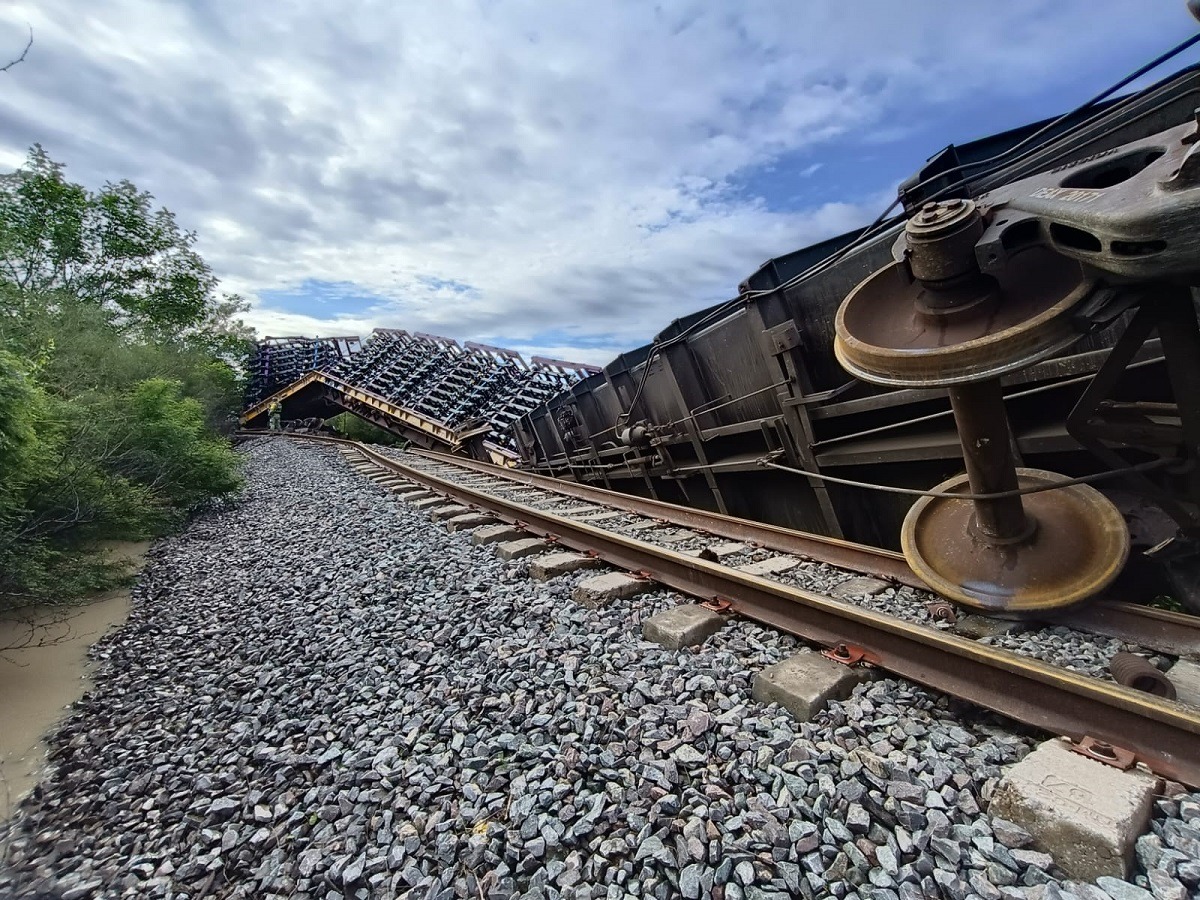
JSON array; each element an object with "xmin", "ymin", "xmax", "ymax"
[{"xmin": 514, "ymin": 60, "xmax": 1200, "ymax": 614}]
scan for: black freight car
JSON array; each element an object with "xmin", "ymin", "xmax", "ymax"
[{"xmin": 514, "ymin": 60, "xmax": 1200, "ymax": 614}]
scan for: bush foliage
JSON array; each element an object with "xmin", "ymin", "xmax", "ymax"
[
  {"xmin": 329, "ymin": 412, "xmax": 407, "ymax": 447},
  {"xmin": 0, "ymin": 147, "xmax": 255, "ymax": 609}
]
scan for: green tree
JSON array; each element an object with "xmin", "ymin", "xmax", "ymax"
[
  {"xmin": 330, "ymin": 412, "xmax": 407, "ymax": 446},
  {"xmin": 116, "ymin": 377, "xmax": 242, "ymax": 515},
  {"xmin": 184, "ymin": 292, "xmax": 258, "ymax": 368},
  {"xmin": 0, "ymin": 349, "xmax": 38, "ymax": 484},
  {"xmin": 0, "ymin": 147, "xmax": 254, "ymax": 608},
  {"xmin": 0, "ymin": 147, "xmax": 88, "ymax": 307},
  {"xmin": 0, "ymin": 145, "xmax": 229, "ymax": 339}
]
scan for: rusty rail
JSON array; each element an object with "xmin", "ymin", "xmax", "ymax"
[
  {"xmin": 243, "ymin": 429, "xmax": 1200, "ymax": 656},
  {"xmin": 404, "ymin": 448, "xmax": 1200, "ymax": 659},
  {"xmin": 258, "ymin": 433, "xmax": 1200, "ymax": 786},
  {"xmin": 412, "ymin": 449, "xmax": 921, "ymax": 586}
]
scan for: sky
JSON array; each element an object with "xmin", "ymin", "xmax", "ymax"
[{"xmin": 0, "ymin": 2, "xmax": 1197, "ymax": 366}]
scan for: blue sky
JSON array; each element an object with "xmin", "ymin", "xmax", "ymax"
[{"xmin": 0, "ymin": 1, "xmax": 1196, "ymax": 365}]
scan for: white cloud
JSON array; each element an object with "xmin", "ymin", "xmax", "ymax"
[{"xmin": 0, "ymin": 0, "xmax": 1193, "ymax": 362}]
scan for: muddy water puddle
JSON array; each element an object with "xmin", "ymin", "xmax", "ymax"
[{"xmin": 0, "ymin": 541, "xmax": 149, "ymax": 821}]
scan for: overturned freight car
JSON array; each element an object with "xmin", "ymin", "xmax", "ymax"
[{"xmin": 514, "ymin": 61, "xmax": 1200, "ymax": 614}]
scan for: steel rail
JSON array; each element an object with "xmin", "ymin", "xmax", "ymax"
[
  {"xmin": 242, "ymin": 430, "xmax": 1200, "ymax": 657},
  {"xmin": 281, "ymin": 434, "xmax": 1200, "ymax": 786},
  {"xmin": 408, "ymin": 449, "xmax": 922, "ymax": 586},
  {"xmin": 404, "ymin": 448, "xmax": 1200, "ymax": 659}
]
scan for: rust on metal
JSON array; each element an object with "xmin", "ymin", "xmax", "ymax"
[
  {"xmin": 267, "ymin": 431, "xmax": 1200, "ymax": 658},
  {"xmin": 905, "ymin": 198, "xmax": 991, "ymax": 300},
  {"xmin": 339, "ymin": 439, "xmax": 1200, "ymax": 786},
  {"xmin": 834, "ymin": 246, "xmax": 1095, "ymax": 388},
  {"xmin": 925, "ymin": 599, "xmax": 957, "ymax": 624},
  {"xmin": 837, "ymin": 198, "xmax": 1130, "ymax": 616},
  {"xmin": 902, "ymin": 468, "xmax": 1130, "ymax": 616},
  {"xmin": 1050, "ymin": 602, "xmax": 1200, "ymax": 659},
  {"xmin": 702, "ymin": 596, "xmax": 733, "ymax": 613},
  {"xmin": 1068, "ymin": 737, "xmax": 1138, "ymax": 771},
  {"xmin": 946, "ymin": 379, "xmax": 1033, "ymax": 543},
  {"xmin": 406, "ymin": 448, "xmax": 919, "ymax": 587},
  {"xmin": 269, "ymin": 433, "xmax": 1200, "ymax": 786},
  {"xmin": 821, "ymin": 643, "xmax": 878, "ymax": 667},
  {"xmin": 1109, "ymin": 651, "xmax": 1177, "ymax": 700}
]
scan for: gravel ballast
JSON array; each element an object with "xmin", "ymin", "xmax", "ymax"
[
  {"xmin": 1, "ymin": 438, "xmax": 1196, "ymax": 900},
  {"xmin": 386, "ymin": 450, "xmax": 1173, "ymax": 686}
]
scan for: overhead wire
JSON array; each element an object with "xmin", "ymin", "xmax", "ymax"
[{"xmin": 903, "ymin": 29, "xmax": 1200, "ymax": 198}]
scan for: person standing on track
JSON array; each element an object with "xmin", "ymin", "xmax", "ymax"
[{"xmin": 268, "ymin": 400, "xmax": 282, "ymax": 431}]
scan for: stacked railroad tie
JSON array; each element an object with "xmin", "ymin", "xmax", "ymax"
[
  {"xmin": 244, "ymin": 337, "xmax": 358, "ymax": 407},
  {"xmin": 326, "ymin": 330, "xmax": 595, "ymax": 452}
]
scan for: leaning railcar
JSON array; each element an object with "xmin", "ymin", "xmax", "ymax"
[{"xmin": 514, "ymin": 61, "xmax": 1200, "ymax": 613}]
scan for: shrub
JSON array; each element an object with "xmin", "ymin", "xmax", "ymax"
[{"xmin": 0, "ymin": 147, "xmax": 255, "ymax": 609}]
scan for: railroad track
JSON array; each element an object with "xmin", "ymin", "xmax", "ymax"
[{"xmin": 248, "ymin": 431, "xmax": 1200, "ymax": 786}]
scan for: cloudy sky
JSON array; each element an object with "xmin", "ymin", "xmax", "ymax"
[{"xmin": 0, "ymin": 2, "xmax": 1196, "ymax": 365}]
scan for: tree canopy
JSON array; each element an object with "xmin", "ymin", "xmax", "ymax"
[{"xmin": 0, "ymin": 146, "xmax": 255, "ymax": 608}]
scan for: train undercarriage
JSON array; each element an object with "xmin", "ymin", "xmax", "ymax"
[{"xmin": 514, "ymin": 59, "xmax": 1200, "ymax": 616}]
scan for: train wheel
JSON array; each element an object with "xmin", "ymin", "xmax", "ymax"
[{"xmin": 834, "ymin": 199, "xmax": 1130, "ymax": 614}]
